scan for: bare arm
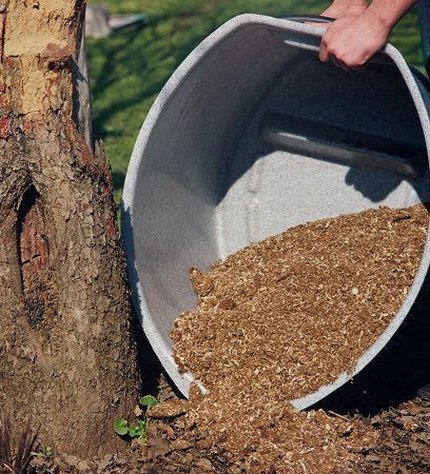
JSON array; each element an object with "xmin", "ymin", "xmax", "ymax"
[
  {"xmin": 321, "ymin": 0, "xmax": 368, "ymax": 19},
  {"xmin": 320, "ymin": 0, "xmax": 418, "ymax": 69}
]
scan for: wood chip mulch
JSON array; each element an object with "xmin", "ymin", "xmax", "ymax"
[
  {"xmin": 29, "ymin": 381, "xmax": 430, "ymax": 474},
  {"xmin": 169, "ymin": 204, "xmax": 429, "ymax": 472},
  {"xmin": 356, "ymin": 397, "xmax": 430, "ymax": 474}
]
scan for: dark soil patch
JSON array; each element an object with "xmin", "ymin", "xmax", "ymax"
[{"xmin": 356, "ymin": 397, "xmax": 430, "ymax": 473}]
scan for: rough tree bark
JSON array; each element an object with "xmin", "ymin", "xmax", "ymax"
[{"xmin": 0, "ymin": 0, "xmax": 141, "ymax": 458}]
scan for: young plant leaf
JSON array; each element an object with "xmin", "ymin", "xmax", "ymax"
[
  {"xmin": 128, "ymin": 419, "xmax": 146, "ymax": 438},
  {"xmin": 113, "ymin": 418, "xmax": 129, "ymax": 436},
  {"xmin": 137, "ymin": 419, "xmax": 147, "ymax": 433},
  {"xmin": 139, "ymin": 395, "xmax": 158, "ymax": 409},
  {"xmin": 128, "ymin": 425, "xmax": 139, "ymax": 438}
]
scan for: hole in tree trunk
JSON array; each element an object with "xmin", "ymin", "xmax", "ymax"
[
  {"xmin": 17, "ymin": 185, "xmax": 53, "ymax": 329},
  {"xmin": 17, "ymin": 185, "xmax": 49, "ymax": 286}
]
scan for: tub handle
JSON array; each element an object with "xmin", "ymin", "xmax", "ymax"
[
  {"xmin": 280, "ymin": 14, "xmax": 391, "ymax": 65},
  {"xmin": 277, "ymin": 15, "xmax": 333, "ymax": 53},
  {"xmin": 282, "ymin": 15, "xmax": 334, "ymax": 24}
]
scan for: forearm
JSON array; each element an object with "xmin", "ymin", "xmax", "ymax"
[
  {"xmin": 322, "ymin": 0, "xmax": 368, "ymax": 18},
  {"xmin": 364, "ymin": 0, "xmax": 418, "ymax": 31},
  {"xmin": 327, "ymin": 0, "xmax": 369, "ymax": 9}
]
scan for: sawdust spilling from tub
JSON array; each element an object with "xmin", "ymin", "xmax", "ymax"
[{"xmin": 171, "ymin": 204, "xmax": 429, "ymax": 472}]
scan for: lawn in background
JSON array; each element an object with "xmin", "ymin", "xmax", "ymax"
[{"xmin": 86, "ymin": 0, "xmax": 423, "ymax": 203}]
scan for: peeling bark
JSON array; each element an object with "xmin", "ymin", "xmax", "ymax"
[{"xmin": 0, "ymin": 0, "xmax": 141, "ymax": 457}]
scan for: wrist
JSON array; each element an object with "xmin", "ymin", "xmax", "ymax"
[
  {"xmin": 360, "ymin": 5, "xmax": 393, "ymax": 38},
  {"xmin": 331, "ymin": 0, "xmax": 368, "ymax": 15},
  {"xmin": 323, "ymin": 0, "xmax": 368, "ymax": 19},
  {"xmin": 364, "ymin": 0, "xmax": 417, "ymax": 32}
]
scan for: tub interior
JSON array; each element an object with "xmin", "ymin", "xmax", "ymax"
[{"xmin": 127, "ymin": 21, "xmax": 429, "ymax": 368}]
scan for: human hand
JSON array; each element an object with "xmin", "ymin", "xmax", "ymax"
[{"xmin": 319, "ymin": 12, "xmax": 390, "ymax": 70}]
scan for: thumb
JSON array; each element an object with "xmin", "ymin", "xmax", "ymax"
[{"xmin": 319, "ymin": 36, "xmax": 330, "ymax": 62}]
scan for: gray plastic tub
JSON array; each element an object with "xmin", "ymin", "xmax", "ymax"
[{"xmin": 122, "ymin": 14, "xmax": 430, "ymax": 409}]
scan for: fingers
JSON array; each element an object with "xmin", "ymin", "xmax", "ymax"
[
  {"xmin": 330, "ymin": 55, "xmax": 363, "ymax": 71},
  {"xmin": 320, "ymin": 26, "xmax": 367, "ymax": 71},
  {"xmin": 330, "ymin": 55, "xmax": 347, "ymax": 70},
  {"xmin": 318, "ymin": 16, "xmax": 389, "ymax": 70},
  {"xmin": 319, "ymin": 37, "xmax": 330, "ymax": 63},
  {"xmin": 320, "ymin": 47, "xmax": 367, "ymax": 71},
  {"xmin": 320, "ymin": 33, "xmax": 345, "ymax": 68}
]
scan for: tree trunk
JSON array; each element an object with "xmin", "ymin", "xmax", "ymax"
[{"xmin": 0, "ymin": 0, "xmax": 141, "ymax": 458}]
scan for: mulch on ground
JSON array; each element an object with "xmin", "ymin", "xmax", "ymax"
[
  {"xmin": 29, "ymin": 204, "xmax": 430, "ymax": 473},
  {"xmin": 29, "ymin": 383, "xmax": 430, "ymax": 473}
]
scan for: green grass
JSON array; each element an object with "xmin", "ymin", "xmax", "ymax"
[{"xmin": 86, "ymin": 0, "xmax": 424, "ymax": 203}]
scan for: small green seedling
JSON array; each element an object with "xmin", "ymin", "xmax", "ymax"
[
  {"xmin": 32, "ymin": 445, "xmax": 53, "ymax": 460},
  {"xmin": 128, "ymin": 419, "xmax": 147, "ymax": 439},
  {"xmin": 139, "ymin": 395, "xmax": 158, "ymax": 410},
  {"xmin": 113, "ymin": 418, "xmax": 129, "ymax": 436},
  {"xmin": 114, "ymin": 395, "xmax": 158, "ymax": 444}
]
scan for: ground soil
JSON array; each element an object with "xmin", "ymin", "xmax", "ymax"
[
  {"xmin": 27, "ymin": 204, "xmax": 430, "ymax": 473},
  {"xmin": 28, "ymin": 381, "xmax": 430, "ymax": 474}
]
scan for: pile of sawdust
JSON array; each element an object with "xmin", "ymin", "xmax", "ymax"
[
  {"xmin": 171, "ymin": 204, "xmax": 428, "ymax": 473},
  {"xmin": 187, "ymin": 384, "xmax": 377, "ymax": 473}
]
